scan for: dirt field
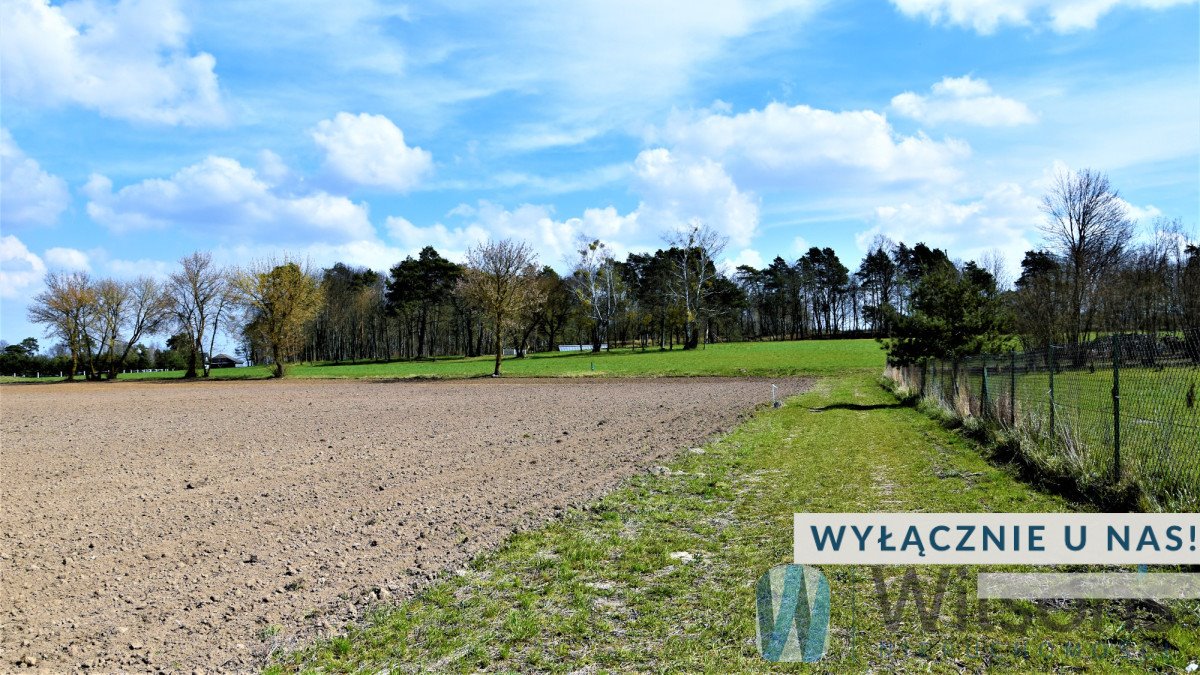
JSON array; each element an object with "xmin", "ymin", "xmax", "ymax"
[{"xmin": 0, "ymin": 377, "xmax": 807, "ymax": 672}]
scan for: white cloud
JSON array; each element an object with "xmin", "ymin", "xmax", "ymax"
[
  {"xmin": 890, "ymin": 0, "xmax": 1196, "ymax": 34},
  {"xmin": 277, "ymin": 240, "xmax": 409, "ymax": 276},
  {"xmin": 892, "ymin": 76, "xmax": 1037, "ymax": 127},
  {"xmin": 83, "ymin": 155, "xmax": 375, "ymax": 242},
  {"xmin": 257, "ymin": 150, "xmax": 290, "ymax": 185},
  {"xmin": 0, "ymin": 128, "xmax": 70, "ymax": 227},
  {"xmin": 423, "ymin": 1, "xmax": 821, "ymax": 130},
  {"xmin": 1116, "ymin": 198, "xmax": 1162, "ymax": 223},
  {"xmin": 729, "ymin": 248, "xmax": 765, "ymax": 269},
  {"xmin": 1033, "ymin": 161, "xmax": 1164, "ymax": 223},
  {"xmin": 385, "ymin": 199, "xmax": 649, "ymax": 270},
  {"xmin": 312, "ymin": 112, "xmax": 433, "ymax": 191},
  {"xmin": 660, "ymin": 102, "xmax": 970, "ymax": 187},
  {"xmin": 384, "ymin": 215, "xmax": 492, "ymax": 262},
  {"xmin": 383, "ymin": 148, "xmax": 760, "ymax": 267},
  {"xmin": 0, "ymin": 235, "xmax": 47, "ymax": 299},
  {"xmin": 632, "ymin": 148, "xmax": 759, "ymax": 247},
  {"xmin": 107, "ymin": 257, "xmax": 173, "ymax": 279},
  {"xmin": 0, "ymin": 0, "xmax": 225, "ymax": 125},
  {"xmin": 792, "ymin": 236, "xmax": 811, "ymax": 254},
  {"xmin": 855, "ymin": 181, "xmax": 1043, "ymax": 269},
  {"xmin": 44, "ymin": 247, "xmax": 90, "ymax": 271}
]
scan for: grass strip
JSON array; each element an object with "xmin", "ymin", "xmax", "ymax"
[{"xmin": 270, "ymin": 374, "xmax": 1197, "ymax": 673}]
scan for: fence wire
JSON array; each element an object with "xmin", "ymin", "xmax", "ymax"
[{"xmin": 888, "ymin": 329, "xmax": 1200, "ymax": 511}]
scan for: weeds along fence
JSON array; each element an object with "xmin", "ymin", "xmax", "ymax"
[{"xmin": 886, "ymin": 329, "xmax": 1200, "ymax": 511}]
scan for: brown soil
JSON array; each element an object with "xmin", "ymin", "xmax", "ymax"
[{"xmin": 0, "ymin": 377, "xmax": 808, "ymax": 672}]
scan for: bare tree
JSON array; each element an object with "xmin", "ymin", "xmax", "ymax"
[
  {"xmin": 94, "ymin": 277, "xmax": 173, "ymax": 380},
  {"xmin": 27, "ymin": 271, "xmax": 96, "ymax": 380},
  {"xmin": 571, "ymin": 239, "xmax": 624, "ymax": 352},
  {"xmin": 1039, "ymin": 168, "xmax": 1133, "ymax": 359},
  {"xmin": 461, "ymin": 239, "xmax": 542, "ymax": 376},
  {"xmin": 979, "ymin": 249, "xmax": 1013, "ymax": 292},
  {"xmin": 665, "ymin": 224, "xmax": 727, "ymax": 350},
  {"xmin": 169, "ymin": 252, "xmax": 229, "ymax": 378}
]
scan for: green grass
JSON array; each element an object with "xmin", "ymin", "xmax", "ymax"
[
  {"xmin": 926, "ymin": 362, "xmax": 1200, "ymax": 510},
  {"xmin": 1, "ymin": 339, "xmax": 886, "ymax": 383},
  {"xmin": 268, "ymin": 374, "xmax": 1198, "ymax": 673}
]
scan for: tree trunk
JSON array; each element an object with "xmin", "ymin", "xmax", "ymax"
[
  {"xmin": 185, "ymin": 338, "xmax": 199, "ymax": 378},
  {"xmin": 272, "ymin": 343, "xmax": 286, "ymax": 378},
  {"xmin": 417, "ymin": 305, "xmax": 428, "ymax": 358},
  {"xmin": 492, "ymin": 313, "xmax": 503, "ymax": 376}
]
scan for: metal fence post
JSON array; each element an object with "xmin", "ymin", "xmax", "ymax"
[
  {"xmin": 1009, "ymin": 349, "xmax": 1017, "ymax": 427},
  {"xmin": 1048, "ymin": 346, "xmax": 1056, "ymax": 438},
  {"xmin": 1112, "ymin": 333, "xmax": 1121, "ymax": 480},
  {"xmin": 982, "ymin": 361, "xmax": 990, "ymax": 420},
  {"xmin": 953, "ymin": 358, "xmax": 960, "ymax": 411}
]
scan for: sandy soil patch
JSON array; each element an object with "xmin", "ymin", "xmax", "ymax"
[{"xmin": 0, "ymin": 376, "xmax": 807, "ymax": 672}]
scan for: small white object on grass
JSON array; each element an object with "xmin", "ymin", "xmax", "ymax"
[
  {"xmin": 1185, "ymin": 662, "xmax": 1197, "ymax": 673},
  {"xmin": 688, "ymin": 447, "xmax": 705, "ymax": 454},
  {"xmin": 669, "ymin": 551, "xmax": 695, "ymax": 564}
]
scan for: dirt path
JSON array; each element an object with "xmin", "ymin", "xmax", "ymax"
[{"xmin": 0, "ymin": 377, "xmax": 808, "ymax": 672}]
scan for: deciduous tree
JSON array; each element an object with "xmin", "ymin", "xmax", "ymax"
[
  {"xmin": 665, "ymin": 225, "xmax": 727, "ymax": 350},
  {"xmin": 571, "ymin": 239, "xmax": 624, "ymax": 352},
  {"xmin": 232, "ymin": 260, "xmax": 324, "ymax": 378},
  {"xmin": 1040, "ymin": 168, "xmax": 1133, "ymax": 361},
  {"xmin": 169, "ymin": 252, "xmax": 229, "ymax": 378},
  {"xmin": 27, "ymin": 271, "xmax": 96, "ymax": 380},
  {"xmin": 461, "ymin": 239, "xmax": 542, "ymax": 376}
]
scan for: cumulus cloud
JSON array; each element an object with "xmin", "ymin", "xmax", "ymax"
[
  {"xmin": 0, "ymin": 128, "xmax": 70, "ymax": 227},
  {"xmin": 383, "ymin": 147, "xmax": 761, "ymax": 267},
  {"xmin": 857, "ymin": 176, "xmax": 1169, "ymax": 273},
  {"xmin": 632, "ymin": 148, "xmax": 759, "ymax": 247},
  {"xmin": 313, "ymin": 113, "xmax": 433, "ymax": 192},
  {"xmin": 0, "ymin": 235, "xmax": 47, "ymax": 299},
  {"xmin": 890, "ymin": 0, "xmax": 1196, "ymax": 34},
  {"xmin": 384, "ymin": 215, "xmax": 492, "ymax": 262},
  {"xmin": 729, "ymin": 248, "xmax": 766, "ymax": 270},
  {"xmin": 44, "ymin": 247, "xmax": 90, "ymax": 271},
  {"xmin": 892, "ymin": 76, "xmax": 1037, "ymax": 127},
  {"xmin": 660, "ymin": 102, "xmax": 970, "ymax": 187},
  {"xmin": 83, "ymin": 155, "xmax": 375, "ymax": 242},
  {"xmin": 1116, "ymin": 197, "xmax": 1162, "ymax": 223},
  {"xmin": 855, "ymin": 182, "xmax": 1043, "ymax": 268},
  {"xmin": 0, "ymin": 0, "xmax": 226, "ymax": 125}
]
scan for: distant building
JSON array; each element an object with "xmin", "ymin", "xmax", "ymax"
[
  {"xmin": 558, "ymin": 344, "xmax": 607, "ymax": 351},
  {"xmin": 209, "ymin": 354, "xmax": 241, "ymax": 369}
]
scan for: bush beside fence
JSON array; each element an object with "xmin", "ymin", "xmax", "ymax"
[{"xmin": 886, "ymin": 329, "xmax": 1200, "ymax": 511}]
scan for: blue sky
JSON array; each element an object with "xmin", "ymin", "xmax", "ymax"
[{"xmin": 2, "ymin": 0, "xmax": 1198, "ymax": 346}]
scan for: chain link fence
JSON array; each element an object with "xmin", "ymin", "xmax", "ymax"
[{"xmin": 887, "ymin": 329, "xmax": 1200, "ymax": 511}]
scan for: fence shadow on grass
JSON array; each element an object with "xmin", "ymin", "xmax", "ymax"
[{"xmin": 808, "ymin": 402, "xmax": 905, "ymax": 412}]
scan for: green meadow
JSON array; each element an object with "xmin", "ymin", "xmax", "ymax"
[{"xmin": 1, "ymin": 339, "xmax": 886, "ymax": 383}]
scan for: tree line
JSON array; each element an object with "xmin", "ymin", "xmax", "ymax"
[{"xmin": 8, "ymin": 168, "xmax": 1196, "ymax": 379}]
